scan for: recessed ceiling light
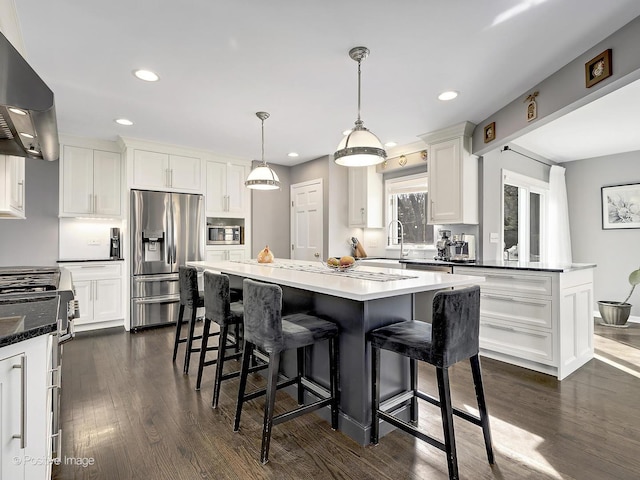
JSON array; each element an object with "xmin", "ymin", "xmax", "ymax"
[
  {"xmin": 133, "ymin": 69, "xmax": 159, "ymax": 82},
  {"xmin": 9, "ymin": 107, "xmax": 27, "ymax": 115},
  {"xmin": 287, "ymin": 152, "xmax": 299, "ymax": 158},
  {"xmin": 27, "ymin": 145, "xmax": 39, "ymax": 154},
  {"xmin": 19, "ymin": 132, "xmax": 34, "ymax": 139},
  {"xmin": 438, "ymin": 90, "xmax": 459, "ymax": 101},
  {"xmin": 384, "ymin": 141, "xmax": 397, "ymax": 147},
  {"xmin": 342, "ymin": 129, "xmax": 352, "ymax": 136},
  {"xmin": 115, "ymin": 118, "xmax": 134, "ymax": 126}
]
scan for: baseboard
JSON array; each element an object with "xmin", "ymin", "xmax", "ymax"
[{"xmin": 594, "ymin": 310, "xmax": 640, "ymax": 324}]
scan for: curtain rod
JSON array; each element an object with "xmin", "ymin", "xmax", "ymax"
[{"xmin": 500, "ymin": 145, "xmax": 553, "ymax": 167}]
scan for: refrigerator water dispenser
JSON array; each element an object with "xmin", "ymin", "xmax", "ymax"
[{"xmin": 142, "ymin": 231, "xmax": 165, "ymax": 262}]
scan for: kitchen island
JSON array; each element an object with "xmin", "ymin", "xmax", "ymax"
[{"xmin": 188, "ymin": 259, "xmax": 484, "ymax": 445}]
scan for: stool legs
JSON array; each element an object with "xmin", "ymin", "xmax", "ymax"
[
  {"xmin": 296, "ymin": 347, "xmax": 305, "ymax": 405},
  {"xmin": 172, "ymin": 304, "xmax": 186, "ymax": 363},
  {"xmin": 183, "ymin": 305, "xmax": 198, "ymax": 374},
  {"xmin": 371, "ymin": 345, "xmax": 380, "ymax": 444},
  {"xmin": 410, "ymin": 358, "xmax": 418, "ymax": 424},
  {"xmin": 211, "ymin": 323, "xmax": 230, "ymax": 409},
  {"xmin": 329, "ymin": 336, "xmax": 340, "ymax": 430},
  {"xmin": 436, "ymin": 367, "xmax": 459, "ymax": 480},
  {"xmin": 233, "ymin": 341, "xmax": 254, "ymax": 432},
  {"xmin": 470, "ymin": 355, "xmax": 494, "ymax": 464},
  {"xmin": 195, "ymin": 318, "xmax": 212, "ymax": 390},
  {"xmin": 260, "ymin": 351, "xmax": 281, "ymax": 464}
]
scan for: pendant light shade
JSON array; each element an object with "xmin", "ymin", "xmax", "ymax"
[
  {"xmin": 245, "ymin": 111, "xmax": 280, "ymax": 190},
  {"xmin": 334, "ymin": 46, "xmax": 387, "ymax": 167}
]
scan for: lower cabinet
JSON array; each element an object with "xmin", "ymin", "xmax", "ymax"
[
  {"xmin": 205, "ymin": 246, "xmax": 247, "ymax": 262},
  {"xmin": 0, "ymin": 334, "xmax": 51, "ymax": 480},
  {"xmin": 64, "ymin": 263, "xmax": 124, "ymax": 331},
  {"xmin": 454, "ymin": 266, "xmax": 594, "ymax": 380},
  {"xmin": 0, "ymin": 155, "xmax": 25, "ymax": 219}
]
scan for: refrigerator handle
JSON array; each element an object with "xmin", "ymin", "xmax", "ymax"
[{"xmin": 166, "ymin": 207, "xmax": 172, "ymax": 264}]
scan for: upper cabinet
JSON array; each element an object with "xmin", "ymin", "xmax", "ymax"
[
  {"xmin": 0, "ymin": 155, "xmax": 25, "ymax": 219},
  {"xmin": 206, "ymin": 160, "xmax": 249, "ymax": 216},
  {"xmin": 132, "ymin": 149, "xmax": 201, "ymax": 193},
  {"xmin": 420, "ymin": 121, "xmax": 478, "ymax": 225},
  {"xmin": 348, "ymin": 165, "xmax": 383, "ymax": 228},
  {"xmin": 60, "ymin": 145, "xmax": 122, "ymax": 217}
]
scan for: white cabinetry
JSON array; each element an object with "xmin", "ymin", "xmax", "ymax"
[
  {"xmin": 0, "ymin": 155, "xmax": 25, "ymax": 219},
  {"xmin": 348, "ymin": 165, "xmax": 383, "ymax": 228},
  {"xmin": 60, "ymin": 145, "xmax": 121, "ymax": 217},
  {"xmin": 206, "ymin": 160, "xmax": 249, "ymax": 216},
  {"xmin": 0, "ymin": 334, "xmax": 51, "ymax": 480},
  {"xmin": 454, "ymin": 266, "xmax": 594, "ymax": 380},
  {"xmin": 419, "ymin": 122, "xmax": 478, "ymax": 224},
  {"xmin": 64, "ymin": 262, "xmax": 124, "ymax": 331},
  {"xmin": 206, "ymin": 246, "xmax": 247, "ymax": 262},
  {"xmin": 132, "ymin": 150, "xmax": 201, "ymax": 192}
]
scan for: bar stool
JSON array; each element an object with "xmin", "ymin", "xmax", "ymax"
[
  {"xmin": 369, "ymin": 285, "xmax": 494, "ymax": 480},
  {"xmin": 172, "ymin": 266, "xmax": 208, "ymax": 374},
  {"xmin": 233, "ymin": 278, "xmax": 340, "ymax": 464},
  {"xmin": 195, "ymin": 271, "xmax": 243, "ymax": 403}
]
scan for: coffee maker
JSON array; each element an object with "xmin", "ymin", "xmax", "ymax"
[
  {"xmin": 435, "ymin": 230, "xmax": 453, "ymax": 261},
  {"xmin": 110, "ymin": 227, "xmax": 122, "ymax": 260},
  {"xmin": 450, "ymin": 234, "xmax": 476, "ymax": 262}
]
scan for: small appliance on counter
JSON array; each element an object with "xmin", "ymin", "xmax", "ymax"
[
  {"xmin": 450, "ymin": 234, "xmax": 476, "ymax": 262},
  {"xmin": 435, "ymin": 230, "xmax": 453, "ymax": 261},
  {"xmin": 110, "ymin": 227, "xmax": 122, "ymax": 259}
]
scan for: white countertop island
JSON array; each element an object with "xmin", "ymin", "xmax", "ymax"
[
  {"xmin": 188, "ymin": 259, "xmax": 483, "ymax": 301},
  {"xmin": 188, "ymin": 258, "xmax": 484, "ymax": 445}
]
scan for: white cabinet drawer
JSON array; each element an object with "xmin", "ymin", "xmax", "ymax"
[
  {"xmin": 480, "ymin": 292, "xmax": 552, "ymax": 329},
  {"xmin": 480, "ymin": 320, "xmax": 553, "ymax": 365},
  {"xmin": 64, "ymin": 263, "xmax": 122, "ymax": 281},
  {"xmin": 455, "ymin": 268, "xmax": 552, "ymax": 296}
]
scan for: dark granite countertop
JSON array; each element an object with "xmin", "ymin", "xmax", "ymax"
[
  {"xmin": 400, "ymin": 258, "xmax": 596, "ymax": 272},
  {"xmin": 0, "ymin": 295, "xmax": 58, "ymax": 348},
  {"xmin": 57, "ymin": 258, "xmax": 123, "ymax": 263}
]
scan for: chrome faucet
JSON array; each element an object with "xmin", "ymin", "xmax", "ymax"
[{"xmin": 388, "ymin": 220, "xmax": 407, "ymax": 259}]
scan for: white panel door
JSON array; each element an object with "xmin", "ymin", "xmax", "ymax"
[
  {"xmin": 0, "ymin": 353, "xmax": 26, "ymax": 480},
  {"xmin": 428, "ymin": 137, "xmax": 462, "ymax": 223},
  {"xmin": 169, "ymin": 155, "xmax": 201, "ymax": 191},
  {"xmin": 206, "ymin": 160, "xmax": 227, "ymax": 214},
  {"xmin": 93, "ymin": 150, "xmax": 121, "ymax": 216},
  {"xmin": 94, "ymin": 278, "xmax": 123, "ymax": 322},
  {"xmin": 226, "ymin": 163, "xmax": 247, "ymax": 215},
  {"xmin": 290, "ymin": 179, "xmax": 323, "ymax": 261},
  {"xmin": 62, "ymin": 145, "xmax": 94, "ymax": 214},
  {"xmin": 133, "ymin": 150, "xmax": 168, "ymax": 188},
  {"xmin": 73, "ymin": 280, "xmax": 93, "ymax": 325}
]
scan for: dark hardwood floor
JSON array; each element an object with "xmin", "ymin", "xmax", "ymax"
[{"xmin": 52, "ymin": 321, "xmax": 640, "ymax": 480}]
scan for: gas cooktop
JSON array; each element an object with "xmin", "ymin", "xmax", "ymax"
[{"xmin": 0, "ymin": 266, "xmax": 61, "ymax": 295}]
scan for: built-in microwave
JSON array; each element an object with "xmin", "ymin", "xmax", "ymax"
[{"xmin": 207, "ymin": 225, "xmax": 242, "ymax": 245}]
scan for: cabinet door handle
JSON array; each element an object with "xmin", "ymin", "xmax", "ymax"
[
  {"xmin": 486, "ymin": 323, "xmax": 516, "ymax": 332},
  {"xmin": 12, "ymin": 356, "xmax": 26, "ymax": 448},
  {"xmin": 17, "ymin": 181, "xmax": 24, "ymax": 209},
  {"xmin": 485, "ymin": 274, "xmax": 517, "ymax": 279},
  {"xmin": 483, "ymin": 294, "xmax": 515, "ymax": 301},
  {"xmin": 170, "ymin": 169, "xmax": 174, "ymax": 187},
  {"xmin": 94, "ymin": 282, "xmax": 98, "ymax": 302}
]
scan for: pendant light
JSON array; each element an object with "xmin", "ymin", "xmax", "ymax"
[
  {"xmin": 334, "ymin": 46, "xmax": 387, "ymax": 167},
  {"xmin": 245, "ymin": 111, "xmax": 280, "ymax": 190}
]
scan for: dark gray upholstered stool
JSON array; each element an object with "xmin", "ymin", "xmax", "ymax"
[
  {"xmin": 195, "ymin": 271, "xmax": 244, "ymax": 403},
  {"xmin": 369, "ymin": 286, "xmax": 494, "ymax": 480},
  {"xmin": 172, "ymin": 266, "xmax": 210, "ymax": 374},
  {"xmin": 233, "ymin": 278, "xmax": 340, "ymax": 464}
]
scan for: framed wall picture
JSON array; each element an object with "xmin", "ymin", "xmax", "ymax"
[
  {"xmin": 585, "ymin": 49, "xmax": 612, "ymax": 88},
  {"xmin": 601, "ymin": 182, "xmax": 640, "ymax": 229},
  {"xmin": 483, "ymin": 122, "xmax": 496, "ymax": 143}
]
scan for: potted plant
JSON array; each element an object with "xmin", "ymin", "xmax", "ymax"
[{"xmin": 598, "ymin": 266, "xmax": 640, "ymax": 326}]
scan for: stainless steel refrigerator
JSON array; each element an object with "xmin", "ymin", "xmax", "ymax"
[{"xmin": 130, "ymin": 189, "xmax": 204, "ymax": 329}]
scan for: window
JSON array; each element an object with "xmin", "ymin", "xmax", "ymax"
[
  {"xmin": 386, "ymin": 173, "xmax": 434, "ymax": 246},
  {"xmin": 502, "ymin": 170, "xmax": 547, "ymax": 261}
]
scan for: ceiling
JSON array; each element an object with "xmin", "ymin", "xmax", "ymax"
[{"xmin": 12, "ymin": 0, "xmax": 640, "ymax": 166}]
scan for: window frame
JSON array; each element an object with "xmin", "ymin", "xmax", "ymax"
[
  {"xmin": 385, "ymin": 172, "xmax": 433, "ymax": 247},
  {"xmin": 501, "ymin": 169, "xmax": 548, "ymax": 262}
]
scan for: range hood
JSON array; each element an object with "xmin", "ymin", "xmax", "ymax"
[{"xmin": 0, "ymin": 30, "xmax": 59, "ymax": 161}]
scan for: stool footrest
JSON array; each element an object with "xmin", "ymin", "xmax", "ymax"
[
  {"xmin": 377, "ymin": 410, "xmax": 446, "ymax": 452},
  {"xmin": 379, "ymin": 390, "xmax": 414, "ymax": 414},
  {"xmin": 242, "ymin": 376, "xmax": 298, "ymax": 402},
  {"xmin": 273, "ymin": 398, "xmax": 333, "ymax": 426},
  {"xmin": 299, "ymin": 377, "xmax": 331, "ymax": 400},
  {"xmin": 415, "ymin": 390, "xmax": 482, "ymax": 426}
]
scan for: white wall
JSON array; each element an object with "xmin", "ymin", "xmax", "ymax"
[
  {"xmin": 58, "ymin": 218, "xmax": 124, "ymax": 260},
  {"xmin": 564, "ymin": 151, "xmax": 640, "ymax": 316},
  {"xmin": 0, "ymin": 158, "xmax": 59, "ymax": 266}
]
